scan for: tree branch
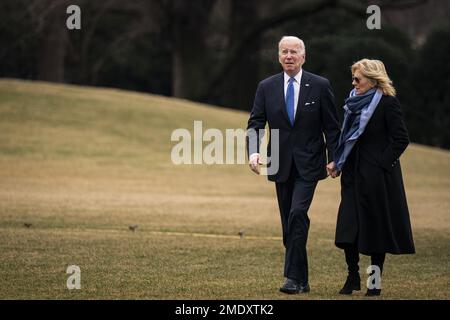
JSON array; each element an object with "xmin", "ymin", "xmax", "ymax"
[{"xmin": 199, "ymin": 0, "xmax": 364, "ymax": 100}]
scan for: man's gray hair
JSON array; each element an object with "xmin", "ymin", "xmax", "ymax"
[{"xmin": 278, "ymin": 36, "xmax": 305, "ymax": 55}]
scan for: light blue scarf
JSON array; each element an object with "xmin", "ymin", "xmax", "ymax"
[{"xmin": 334, "ymin": 88, "xmax": 383, "ymax": 171}]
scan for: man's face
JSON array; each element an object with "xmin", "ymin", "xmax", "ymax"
[{"xmin": 279, "ymin": 40, "xmax": 305, "ymax": 76}]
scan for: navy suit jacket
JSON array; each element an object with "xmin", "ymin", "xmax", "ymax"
[{"xmin": 247, "ymin": 70, "xmax": 341, "ymax": 183}]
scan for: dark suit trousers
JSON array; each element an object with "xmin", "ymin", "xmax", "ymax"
[{"xmin": 275, "ymin": 162, "xmax": 318, "ymax": 285}]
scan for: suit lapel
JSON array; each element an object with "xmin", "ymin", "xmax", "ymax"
[
  {"xmin": 274, "ymin": 73, "xmax": 291, "ymax": 125},
  {"xmin": 294, "ymin": 70, "xmax": 312, "ymax": 125}
]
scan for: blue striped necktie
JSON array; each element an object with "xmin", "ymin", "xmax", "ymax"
[{"xmin": 285, "ymin": 77, "xmax": 295, "ymax": 125}]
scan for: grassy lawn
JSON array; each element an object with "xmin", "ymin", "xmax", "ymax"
[{"xmin": 0, "ymin": 79, "xmax": 449, "ymax": 299}]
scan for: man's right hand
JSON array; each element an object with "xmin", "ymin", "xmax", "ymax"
[{"xmin": 249, "ymin": 153, "xmax": 261, "ymax": 175}]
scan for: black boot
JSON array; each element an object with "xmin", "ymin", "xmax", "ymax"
[
  {"xmin": 340, "ymin": 245, "xmax": 360, "ymax": 295},
  {"xmin": 365, "ymin": 288, "xmax": 381, "ymax": 296},
  {"xmin": 339, "ymin": 273, "xmax": 361, "ymax": 295},
  {"xmin": 365, "ymin": 254, "xmax": 384, "ymax": 297}
]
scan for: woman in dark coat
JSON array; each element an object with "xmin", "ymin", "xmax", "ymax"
[{"xmin": 331, "ymin": 59, "xmax": 415, "ymax": 296}]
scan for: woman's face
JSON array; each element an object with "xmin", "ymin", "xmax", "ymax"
[{"xmin": 352, "ymin": 69, "xmax": 375, "ymax": 95}]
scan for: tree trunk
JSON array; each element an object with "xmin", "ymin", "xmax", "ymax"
[
  {"xmin": 228, "ymin": 0, "xmax": 260, "ymax": 110},
  {"xmin": 170, "ymin": 0, "xmax": 216, "ymax": 98},
  {"xmin": 37, "ymin": 4, "xmax": 67, "ymax": 82}
]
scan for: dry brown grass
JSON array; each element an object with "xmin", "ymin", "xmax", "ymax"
[{"xmin": 0, "ymin": 79, "xmax": 449, "ymax": 299}]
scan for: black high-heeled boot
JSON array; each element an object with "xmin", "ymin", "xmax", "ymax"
[
  {"xmin": 365, "ymin": 288, "xmax": 381, "ymax": 296},
  {"xmin": 340, "ymin": 245, "xmax": 360, "ymax": 294},
  {"xmin": 365, "ymin": 255, "xmax": 385, "ymax": 297},
  {"xmin": 339, "ymin": 273, "xmax": 361, "ymax": 295}
]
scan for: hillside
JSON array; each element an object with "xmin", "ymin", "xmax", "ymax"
[{"xmin": 0, "ymin": 79, "xmax": 449, "ymax": 299}]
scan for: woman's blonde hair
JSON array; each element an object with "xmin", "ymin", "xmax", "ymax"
[{"xmin": 351, "ymin": 59, "xmax": 396, "ymax": 96}]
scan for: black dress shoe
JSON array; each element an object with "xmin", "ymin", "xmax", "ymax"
[
  {"xmin": 365, "ymin": 288, "xmax": 381, "ymax": 296},
  {"xmin": 280, "ymin": 279, "xmax": 310, "ymax": 294},
  {"xmin": 339, "ymin": 274, "xmax": 361, "ymax": 295},
  {"xmin": 299, "ymin": 283, "xmax": 310, "ymax": 293}
]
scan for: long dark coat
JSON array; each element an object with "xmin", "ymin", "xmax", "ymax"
[{"xmin": 335, "ymin": 95, "xmax": 415, "ymax": 255}]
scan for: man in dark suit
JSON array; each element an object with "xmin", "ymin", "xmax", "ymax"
[{"xmin": 247, "ymin": 36, "xmax": 340, "ymax": 294}]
